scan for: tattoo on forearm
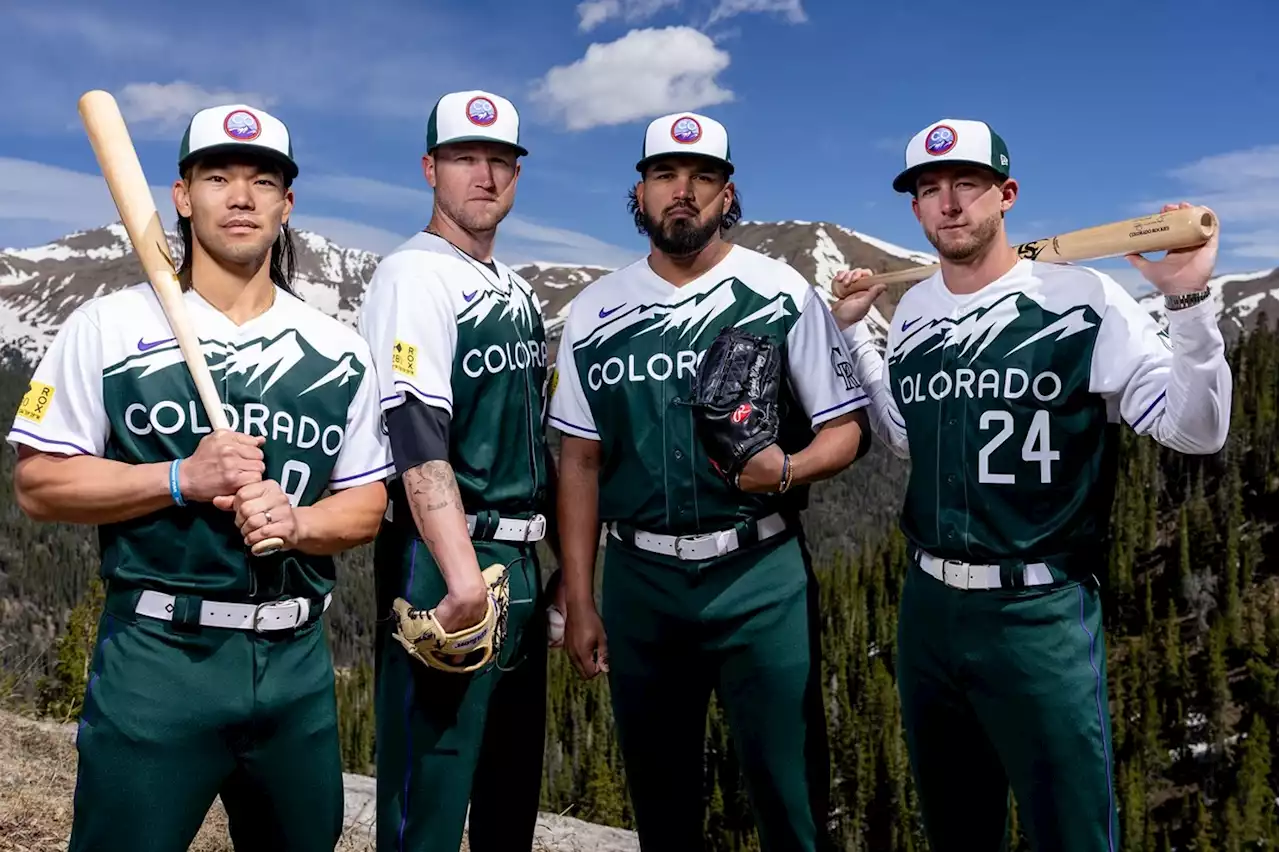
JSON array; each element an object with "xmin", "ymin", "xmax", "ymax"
[{"xmin": 405, "ymin": 461, "xmax": 465, "ymax": 517}]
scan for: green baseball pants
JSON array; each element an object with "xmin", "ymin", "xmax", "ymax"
[
  {"xmin": 601, "ymin": 525, "xmax": 835, "ymax": 852},
  {"xmin": 373, "ymin": 524, "xmax": 548, "ymax": 852},
  {"xmin": 896, "ymin": 560, "xmax": 1119, "ymax": 852},
  {"xmin": 70, "ymin": 585, "xmax": 343, "ymax": 852}
]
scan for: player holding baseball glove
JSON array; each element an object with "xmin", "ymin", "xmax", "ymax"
[
  {"xmin": 357, "ymin": 90, "xmax": 556, "ymax": 852},
  {"xmin": 830, "ymin": 118, "xmax": 1232, "ymax": 852},
  {"xmin": 549, "ymin": 111, "xmax": 871, "ymax": 851}
]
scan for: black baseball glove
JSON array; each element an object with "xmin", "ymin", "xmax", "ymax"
[{"xmin": 686, "ymin": 326, "xmax": 782, "ymax": 486}]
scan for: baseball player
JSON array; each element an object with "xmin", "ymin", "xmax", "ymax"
[
  {"xmin": 549, "ymin": 111, "xmax": 871, "ymax": 852},
  {"xmin": 6, "ymin": 103, "xmax": 394, "ymax": 851},
  {"xmin": 356, "ymin": 89, "xmax": 553, "ymax": 852},
  {"xmin": 830, "ymin": 118, "xmax": 1233, "ymax": 852}
]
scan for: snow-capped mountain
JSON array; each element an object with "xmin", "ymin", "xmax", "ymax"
[
  {"xmin": 1135, "ymin": 268, "xmax": 1279, "ymax": 346},
  {"xmin": 1, "ymin": 220, "xmax": 1273, "ymax": 364}
]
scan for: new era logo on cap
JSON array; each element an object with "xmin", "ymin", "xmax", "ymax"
[
  {"xmin": 892, "ymin": 118, "xmax": 1011, "ymax": 194},
  {"xmin": 427, "ymin": 90, "xmax": 528, "ymax": 157},
  {"xmin": 178, "ymin": 103, "xmax": 297, "ymax": 182},
  {"xmin": 637, "ymin": 111, "xmax": 733, "ymax": 175}
]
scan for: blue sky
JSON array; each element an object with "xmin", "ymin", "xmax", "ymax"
[{"xmin": 1, "ymin": 0, "xmax": 1275, "ymax": 292}]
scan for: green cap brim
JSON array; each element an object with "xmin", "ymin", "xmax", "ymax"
[{"xmin": 892, "ymin": 160, "xmax": 1007, "ymax": 194}]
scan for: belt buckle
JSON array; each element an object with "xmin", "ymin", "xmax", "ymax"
[
  {"xmin": 673, "ymin": 533, "xmax": 710, "ymax": 560},
  {"xmin": 943, "ymin": 560, "xmax": 968, "ymax": 589},
  {"xmin": 524, "ymin": 514, "xmax": 547, "ymax": 542},
  {"xmin": 253, "ymin": 600, "xmax": 298, "ymax": 633}
]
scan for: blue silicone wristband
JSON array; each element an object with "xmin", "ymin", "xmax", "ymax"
[{"xmin": 169, "ymin": 459, "xmax": 186, "ymax": 507}]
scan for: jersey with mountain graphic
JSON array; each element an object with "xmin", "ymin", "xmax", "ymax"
[
  {"xmin": 550, "ymin": 245, "xmax": 867, "ymax": 534},
  {"xmin": 359, "ymin": 231, "xmax": 550, "ymax": 518},
  {"xmin": 885, "ymin": 259, "xmax": 1179, "ymax": 563},
  {"xmin": 5, "ymin": 284, "xmax": 393, "ymax": 601}
]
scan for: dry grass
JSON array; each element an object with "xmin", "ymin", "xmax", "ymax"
[
  {"xmin": 0, "ymin": 711, "xmax": 378, "ymax": 852},
  {"xmin": 0, "ymin": 711, "xmax": 630, "ymax": 851}
]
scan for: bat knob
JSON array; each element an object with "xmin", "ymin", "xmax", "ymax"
[{"xmin": 251, "ymin": 537, "xmax": 285, "ymax": 557}]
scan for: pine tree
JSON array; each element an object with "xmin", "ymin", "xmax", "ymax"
[{"xmin": 36, "ymin": 576, "xmax": 105, "ymax": 723}]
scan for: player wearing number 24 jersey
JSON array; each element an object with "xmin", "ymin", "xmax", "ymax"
[
  {"xmin": 831, "ymin": 118, "xmax": 1232, "ymax": 852},
  {"xmin": 6, "ymin": 104, "xmax": 392, "ymax": 852}
]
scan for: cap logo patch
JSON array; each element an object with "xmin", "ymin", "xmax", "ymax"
[
  {"xmin": 223, "ymin": 110, "xmax": 261, "ymax": 141},
  {"xmin": 466, "ymin": 96, "xmax": 498, "ymax": 127},
  {"xmin": 671, "ymin": 116, "xmax": 702, "ymax": 144},
  {"xmin": 925, "ymin": 124, "xmax": 956, "ymax": 156}
]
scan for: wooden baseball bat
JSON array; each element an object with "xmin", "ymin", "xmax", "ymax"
[
  {"xmin": 856, "ymin": 205, "xmax": 1219, "ymax": 290},
  {"xmin": 77, "ymin": 90, "xmax": 284, "ymax": 557}
]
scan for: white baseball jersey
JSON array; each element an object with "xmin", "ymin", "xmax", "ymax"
[
  {"xmin": 5, "ymin": 283, "xmax": 393, "ymax": 599},
  {"xmin": 842, "ymin": 258, "xmax": 1233, "ymax": 562},
  {"xmin": 549, "ymin": 244, "xmax": 869, "ymax": 534},
  {"xmin": 357, "ymin": 231, "xmax": 550, "ymax": 515}
]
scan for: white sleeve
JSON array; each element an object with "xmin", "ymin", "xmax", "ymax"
[
  {"xmin": 546, "ymin": 307, "xmax": 599, "ymax": 441},
  {"xmin": 784, "ymin": 289, "xmax": 870, "ymax": 429},
  {"xmin": 358, "ymin": 255, "xmax": 457, "ymax": 417},
  {"xmin": 840, "ymin": 320, "xmax": 911, "ymax": 459},
  {"xmin": 1089, "ymin": 272, "xmax": 1231, "ymax": 454},
  {"xmin": 327, "ymin": 339, "xmax": 395, "ymax": 490},
  {"xmin": 5, "ymin": 306, "xmax": 108, "ymax": 457}
]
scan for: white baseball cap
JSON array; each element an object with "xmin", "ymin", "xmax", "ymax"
[
  {"xmin": 636, "ymin": 111, "xmax": 733, "ymax": 175},
  {"xmin": 892, "ymin": 118, "xmax": 1010, "ymax": 194},
  {"xmin": 178, "ymin": 104, "xmax": 297, "ymax": 183},
  {"xmin": 426, "ymin": 90, "xmax": 528, "ymax": 157}
]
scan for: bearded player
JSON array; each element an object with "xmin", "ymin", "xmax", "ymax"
[
  {"xmin": 357, "ymin": 90, "xmax": 554, "ymax": 852},
  {"xmin": 549, "ymin": 111, "xmax": 871, "ymax": 851},
  {"xmin": 7, "ymin": 103, "xmax": 392, "ymax": 851},
  {"xmin": 830, "ymin": 118, "xmax": 1232, "ymax": 852}
]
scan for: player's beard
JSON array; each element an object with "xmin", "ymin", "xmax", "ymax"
[
  {"xmin": 925, "ymin": 212, "xmax": 1002, "ymax": 263},
  {"xmin": 643, "ymin": 204, "xmax": 720, "ymax": 257}
]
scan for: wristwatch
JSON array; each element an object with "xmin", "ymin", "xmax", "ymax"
[{"xmin": 1165, "ymin": 289, "xmax": 1211, "ymax": 311}]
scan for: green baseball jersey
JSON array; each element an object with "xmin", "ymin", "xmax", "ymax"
[
  {"xmin": 549, "ymin": 244, "xmax": 869, "ymax": 534},
  {"xmin": 358, "ymin": 231, "xmax": 550, "ymax": 516},
  {"xmin": 5, "ymin": 283, "xmax": 393, "ymax": 600},
  {"xmin": 843, "ymin": 259, "xmax": 1232, "ymax": 563}
]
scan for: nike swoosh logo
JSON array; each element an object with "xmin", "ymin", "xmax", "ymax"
[
  {"xmin": 137, "ymin": 337, "xmax": 174, "ymax": 351},
  {"xmin": 599, "ymin": 302, "xmax": 626, "ymax": 319},
  {"xmin": 901, "ymin": 317, "xmax": 922, "ymax": 331},
  {"xmin": 463, "ymin": 290, "xmax": 479, "ymax": 302}
]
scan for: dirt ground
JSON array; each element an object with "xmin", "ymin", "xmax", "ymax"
[
  {"xmin": 0, "ymin": 710, "xmax": 376, "ymax": 852},
  {"xmin": 0, "ymin": 710, "xmax": 635, "ymax": 852}
]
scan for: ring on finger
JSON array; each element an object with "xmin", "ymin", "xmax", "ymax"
[{"xmin": 264, "ymin": 510, "xmax": 273, "ymax": 524}]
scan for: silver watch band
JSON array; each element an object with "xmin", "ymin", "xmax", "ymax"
[{"xmin": 1165, "ymin": 289, "xmax": 1211, "ymax": 311}]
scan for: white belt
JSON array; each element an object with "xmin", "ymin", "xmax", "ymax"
[
  {"xmin": 917, "ymin": 551, "xmax": 1056, "ymax": 590},
  {"xmin": 609, "ymin": 512, "xmax": 788, "ymax": 561},
  {"xmin": 135, "ymin": 590, "xmax": 332, "ymax": 632},
  {"xmin": 467, "ymin": 513, "xmax": 546, "ymax": 543}
]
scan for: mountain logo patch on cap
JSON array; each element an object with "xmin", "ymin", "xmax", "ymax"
[
  {"xmin": 671, "ymin": 116, "xmax": 702, "ymax": 144},
  {"xmin": 223, "ymin": 109, "xmax": 261, "ymax": 141},
  {"xmin": 466, "ymin": 96, "xmax": 498, "ymax": 127},
  {"xmin": 925, "ymin": 124, "xmax": 956, "ymax": 156}
]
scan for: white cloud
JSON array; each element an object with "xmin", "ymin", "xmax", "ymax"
[
  {"xmin": 577, "ymin": 0, "xmax": 680, "ymax": 32},
  {"xmin": 1136, "ymin": 145, "xmax": 1278, "ymax": 267},
  {"xmin": 531, "ymin": 27, "xmax": 733, "ymax": 131},
  {"xmin": 117, "ymin": 82, "xmax": 277, "ymax": 137},
  {"xmin": 306, "ymin": 172, "xmax": 639, "ymax": 267},
  {"xmin": 288, "ymin": 216, "xmax": 409, "ymax": 256},
  {"xmin": 0, "ymin": 157, "xmax": 639, "ymax": 268},
  {"xmin": 707, "ymin": 0, "xmax": 807, "ymax": 25},
  {"xmin": 0, "ymin": 157, "xmax": 173, "ymax": 234}
]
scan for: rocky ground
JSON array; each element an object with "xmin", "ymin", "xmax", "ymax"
[{"xmin": 0, "ymin": 710, "xmax": 638, "ymax": 852}]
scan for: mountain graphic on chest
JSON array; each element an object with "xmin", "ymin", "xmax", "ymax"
[
  {"xmin": 889, "ymin": 291, "xmax": 1101, "ymax": 368},
  {"xmin": 575, "ymin": 276, "xmax": 794, "ymax": 351}
]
